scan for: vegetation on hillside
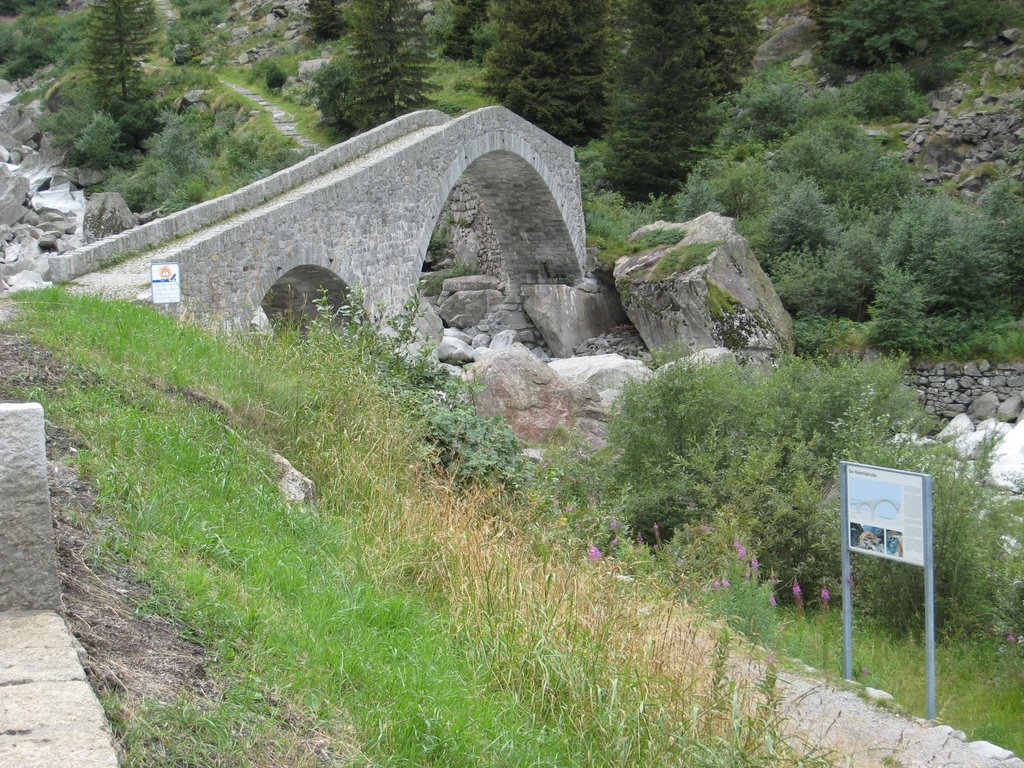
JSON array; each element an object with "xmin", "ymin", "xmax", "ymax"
[{"xmin": 5, "ymin": 290, "xmax": 830, "ymax": 767}]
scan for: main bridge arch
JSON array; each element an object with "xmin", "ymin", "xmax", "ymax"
[{"xmin": 153, "ymin": 107, "xmax": 587, "ymax": 329}]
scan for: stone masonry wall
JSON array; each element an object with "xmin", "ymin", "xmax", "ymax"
[
  {"xmin": 48, "ymin": 110, "xmax": 453, "ymax": 282},
  {"xmin": 910, "ymin": 360, "xmax": 1024, "ymax": 418},
  {"xmin": 139, "ymin": 106, "xmax": 587, "ymax": 330}
]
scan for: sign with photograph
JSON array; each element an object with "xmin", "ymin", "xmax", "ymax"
[
  {"xmin": 839, "ymin": 460, "xmax": 936, "ymax": 719},
  {"xmin": 844, "ymin": 462, "xmax": 927, "ymax": 567},
  {"xmin": 151, "ymin": 263, "xmax": 181, "ymax": 305}
]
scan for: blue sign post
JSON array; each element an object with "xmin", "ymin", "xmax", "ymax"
[{"xmin": 840, "ymin": 461, "xmax": 935, "ymax": 720}]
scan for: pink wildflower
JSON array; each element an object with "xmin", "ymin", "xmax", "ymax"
[
  {"xmin": 721, "ymin": 577, "xmax": 731, "ymax": 588},
  {"xmin": 587, "ymin": 545, "xmax": 603, "ymax": 561},
  {"xmin": 769, "ymin": 594, "xmax": 777, "ymax": 606},
  {"xmin": 821, "ymin": 588, "xmax": 831, "ymax": 604},
  {"xmin": 792, "ymin": 581, "xmax": 802, "ymax": 597}
]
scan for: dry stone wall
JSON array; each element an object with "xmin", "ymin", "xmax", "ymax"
[{"xmin": 910, "ymin": 360, "xmax": 1024, "ymax": 419}]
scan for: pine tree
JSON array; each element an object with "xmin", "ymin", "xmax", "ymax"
[
  {"xmin": 346, "ymin": 0, "xmax": 431, "ymax": 130},
  {"xmin": 443, "ymin": 0, "xmax": 488, "ymax": 60},
  {"xmin": 306, "ymin": 0, "xmax": 345, "ymax": 41},
  {"xmin": 699, "ymin": 0, "xmax": 757, "ymax": 98},
  {"xmin": 605, "ymin": 0, "xmax": 710, "ymax": 201},
  {"xmin": 84, "ymin": 0, "xmax": 159, "ymax": 105},
  {"xmin": 485, "ymin": 0, "xmax": 610, "ymax": 146}
]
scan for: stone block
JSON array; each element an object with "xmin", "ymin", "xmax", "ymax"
[{"xmin": 0, "ymin": 403, "xmax": 59, "ymax": 612}]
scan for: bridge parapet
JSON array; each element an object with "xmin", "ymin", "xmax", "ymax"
[{"xmin": 50, "ymin": 110, "xmax": 453, "ymax": 282}]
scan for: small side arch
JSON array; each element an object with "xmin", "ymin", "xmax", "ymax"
[{"xmin": 261, "ymin": 264, "xmax": 351, "ymax": 326}]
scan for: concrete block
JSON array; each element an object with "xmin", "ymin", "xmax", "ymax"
[{"xmin": 0, "ymin": 403, "xmax": 60, "ymax": 612}]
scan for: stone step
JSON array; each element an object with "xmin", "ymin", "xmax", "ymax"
[{"xmin": 0, "ymin": 610, "xmax": 118, "ymax": 768}]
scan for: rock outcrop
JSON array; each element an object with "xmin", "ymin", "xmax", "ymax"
[
  {"xmin": 753, "ymin": 14, "xmax": 815, "ymax": 69},
  {"xmin": 522, "ymin": 280, "xmax": 628, "ymax": 358},
  {"xmin": 612, "ymin": 213, "xmax": 793, "ymax": 362}
]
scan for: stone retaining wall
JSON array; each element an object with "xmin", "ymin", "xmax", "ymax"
[
  {"xmin": 910, "ymin": 360, "xmax": 1024, "ymax": 418},
  {"xmin": 48, "ymin": 110, "xmax": 453, "ymax": 282}
]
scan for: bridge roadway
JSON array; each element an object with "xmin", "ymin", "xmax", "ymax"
[{"xmin": 56, "ymin": 107, "xmax": 587, "ymax": 330}]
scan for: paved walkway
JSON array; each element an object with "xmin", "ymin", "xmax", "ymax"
[
  {"xmin": 222, "ymin": 81, "xmax": 325, "ymax": 152},
  {"xmin": 0, "ymin": 610, "xmax": 118, "ymax": 768}
]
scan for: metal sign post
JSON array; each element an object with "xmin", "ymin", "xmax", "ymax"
[{"xmin": 840, "ymin": 461, "xmax": 935, "ymax": 720}]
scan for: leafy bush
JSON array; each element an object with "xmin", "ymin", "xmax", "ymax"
[
  {"xmin": 72, "ymin": 111, "xmax": 123, "ymax": 169},
  {"xmin": 311, "ymin": 57, "xmax": 358, "ymax": 138},
  {"xmin": 816, "ymin": 0, "xmax": 946, "ymax": 70},
  {"xmin": 726, "ymin": 73, "xmax": 813, "ymax": 143},
  {"xmin": 840, "ymin": 67, "xmax": 929, "ymax": 122},
  {"xmin": 0, "ymin": 10, "xmax": 84, "ymax": 80},
  {"xmin": 762, "ymin": 177, "xmax": 840, "ymax": 267},
  {"xmin": 771, "ymin": 119, "xmax": 918, "ymax": 211},
  {"xmin": 607, "ymin": 357, "xmax": 929, "ymax": 597},
  {"xmin": 264, "ymin": 62, "xmax": 287, "ymax": 90}
]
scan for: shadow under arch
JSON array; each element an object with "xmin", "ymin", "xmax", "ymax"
[
  {"xmin": 261, "ymin": 264, "xmax": 351, "ymax": 327},
  {"xmin": 418, "ymin": 147, "xmax": 583, "ymax": 290}
]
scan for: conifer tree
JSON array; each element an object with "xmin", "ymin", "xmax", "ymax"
[
  {"xmin": 699, "ymin": 0, "xmax": 757, "ymax": 98},
  {"xmin": 485, "ymin": 0, "xmax": 610, "ymax": 146},
  {"xmin": 346, "ymin": 0, "xmax": 431, "ymax": 130},
  {"xmin": 306, "ymin": 0, "xmax": 345, "ymax": 41},
  {"xmin": 605, "ymin": 0, "xmax": 710, "ymax": 200},
  {"xmin": 84, "ymin": 0, "xmax": 159, "ymax": 105},
  {"xmin": 443, "ymin": 0, "xmax": 488, "ymax": 60}
]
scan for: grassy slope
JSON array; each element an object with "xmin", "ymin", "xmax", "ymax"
[{"xmin": 6, "ymin": 290, "xmax": 821, "ymax": 768}]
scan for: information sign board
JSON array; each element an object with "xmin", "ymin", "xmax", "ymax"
[
  {"xmin": 151, "ymin": 263, "xmax": 181, "ymax": 305},
  {"xmin": 845, "ymin": 463, "xmax": 926, "ymax": 566}
]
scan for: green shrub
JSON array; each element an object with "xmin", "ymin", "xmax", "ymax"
[
  {"xmin": 607, "ymin": 357, "xmax": 929, "ymax": 595},
  {"xmin": 817, "ymin": 0, "xmax": 945, "ymax": 70},
  {"xmin": 771, "ymin": 118, "xmax": 918, "ymax": 211},
  {"xmin": 867, "ymin": 265, "xmax": 931, "ymax": 355},
  {"xmin": 841, "ymin": 67, "xmax": 929, "ymax": 122},
  {"xmin": 0, "ymin": 10, "xmax": 84, "ymax": 80},
  {"xmin": 264, "ymin": 61, "xmax": 287, "ymax": 90},
  {"xmin": 311, "ymin": 57, "xmax": 358, "ymax": 138},
  {"xmin": 72, "ymin": 111, "xmax": 123, "ymax": 170},
  {"xmin": 672, "ymin": 172, "xmax": 723, "ymax": 220},
  {"xmin": 726, "ymin": 72, "xmax": 812, "ymax": 143},
  {"xmin": 763, "ymin": 177, "xmax": 840, "ymax": 267}
]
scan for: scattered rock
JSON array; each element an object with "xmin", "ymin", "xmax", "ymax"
[
  {"xmin": 522, "ymin": 282, "xmax": 628, "ymax": 358},
  {"xmin": 753, "ymin": 15, "xmax": 816, "ymax": 69},
  {"xmin": 437, "ymin": 335, "xmax": 475, "ymax": 364},
  {"xmin": 271, "ymin": 451, "xmax": 316, "ymax": 504},
  {"xmin": 862, "ymin": 687, "xmax": 894, "ymax": 704},
  {"xmin": 548, "ymin": 354, "xmax": 651, "ymax": 409},
  {"xmin": 6, "ymin": 270, "xmax": 51, "ymax": 293},
  {"xmin": 468, "ymin": 344, "xmax": 608, "ymax": 447},
  {"xmin": 967, "ymin": 391, "xmax": 1000, "ymax": 421},
  {"xmin": 84, "ymin": 192, "xmax": 136, "ymax": 242}
]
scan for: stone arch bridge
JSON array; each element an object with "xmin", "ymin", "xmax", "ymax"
[{"xmin": 52, "ymin": 107, "xmax": 589, "ymax": 330}]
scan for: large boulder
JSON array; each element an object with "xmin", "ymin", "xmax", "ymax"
[
  {"xmin": 0, "ymin": 166, "xmax": 29, "ymax": 227},
  {"xmin": 84, "ymin": 192, "xmax": 137, "ymax": 242},
  {"xmin": 613, "ymin": 213, "xmax": 793, "ymax": 361},
  {"xmin": 548, "ymin": 354, "xmax": 651, "ymax": 409},
  {"xmin": 468, "ymin": 344, "xmax": 608, "ymax": 447},
  {"xmin": 522, "ymin": 282, "xmax": 629, "ymax": 358},
  {"xmin": 753, "ymin": 15, "xmax": 816, "ymax": 69},
  {"xmin": 437, "ymin": 274, "xmax": 503, "ymax": 329}
]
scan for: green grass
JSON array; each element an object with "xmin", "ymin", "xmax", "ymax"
[
  {"xmin": 426, "ymin": 57, "xmax": 494, "ymax": 116},
  {"xmin": 776, "ymin": 611, "xmax": 1024, "ymax": 754},
  {"xmin": 6, "ymin": 289, "xmax": 819, "ymax": 767},
  {"xmin": 219, "ymin": 67, "xmax": 333, "ymax": 148},
  {"xmin": 649, "ymin": 241, "xmax": 723, "ymax": 282}
]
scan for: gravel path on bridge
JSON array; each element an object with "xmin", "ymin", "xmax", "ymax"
[{"xmin": 66, "ymin": 121, "xmax": 445, "ymax": 302}]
